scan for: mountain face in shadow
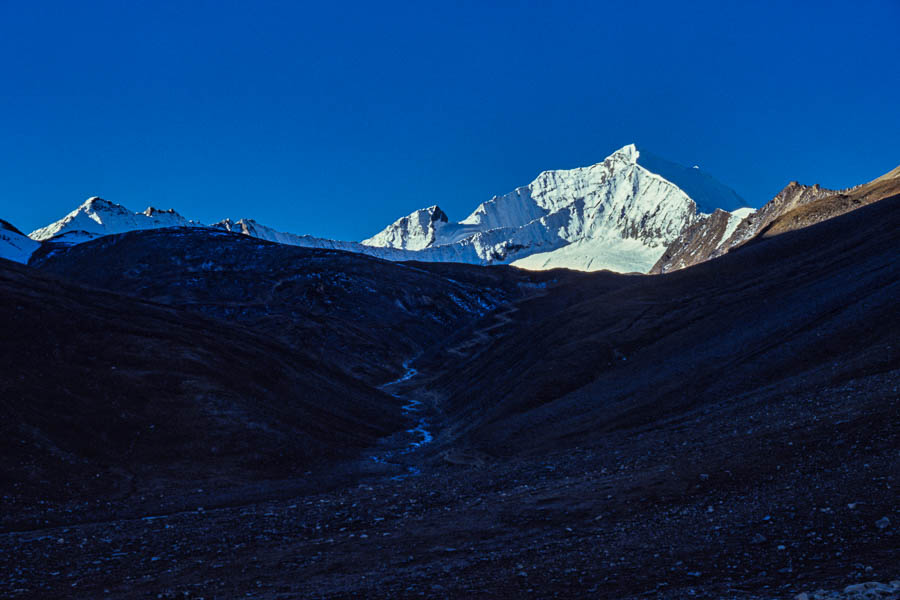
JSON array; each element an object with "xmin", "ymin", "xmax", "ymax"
[
  {"xmin": 0, "ymin": 258, "xmax": 401, "ymax": 504},
  {"xmin": 427, "ymin": 193, "xmax": 900, "ymax": 455}
]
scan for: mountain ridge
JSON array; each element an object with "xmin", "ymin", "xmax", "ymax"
[{"xmin": 18, "ymin": 144, "xmax": 749, "ymax": 273}]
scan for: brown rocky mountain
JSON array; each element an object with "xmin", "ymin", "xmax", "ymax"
[
  {"xmin": 760, "ymin": 164, "xmax": 900, "ymax": 238},
  {"xmin": 651, "ymin": 163, "xmax": 899, "ymax": 274},
  {"xmin": 646, "ymin": 208, "xmax": 738, "ymax": 274}
]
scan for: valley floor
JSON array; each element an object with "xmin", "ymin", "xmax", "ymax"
[{"xmin": 1, "ymin": 367, "xmax": 896, "ymax": 599}]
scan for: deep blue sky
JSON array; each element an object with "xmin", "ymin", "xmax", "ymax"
[{"xmin": 2, "ymin": 1, "xmax": 898, "ymax": 240}]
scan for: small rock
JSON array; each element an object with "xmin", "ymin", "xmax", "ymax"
[
  {"xmin": 875, "ymin": 516, "xmax": 890, "ymax": 530},
  {"xmin": 750, "ymin": 533, "xmax": 767, "ymax": 544}
]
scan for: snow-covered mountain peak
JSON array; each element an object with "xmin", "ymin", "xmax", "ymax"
[
  {"xmin": 81, "ymin": 196, "xmax": 109, "ymax": 208},
  {"xmin": 29, "ymin": 197, "xmax": 195, "ymax": 242},
  {"xmin": 362, "ymin": 205, "xmax": 449, "ymax": 251},
  {"xmin": 83, "ymin": 196, "xmax": 130, "ymax": 215},
  {"xmin": 359, "ymin": 143, "xmax": 747, "ymax": 272},
  {"xmin": 608, "ymin": 142, "xmax": 640, "ymax": 164}
]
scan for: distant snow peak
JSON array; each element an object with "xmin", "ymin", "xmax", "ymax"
[
  {"xmin": 83, "ymin": 196, "xmax": 108, "ymax": 207},
  {"xmin": 29, "ymin": 197, "xmax": 195, "ymax": 242},
  {"xmin": 609, "ymin": 142, "xmax": 639, "ymax": 164},
  {"xmin": 363, "ymin": 205, "xmax": 449, "ymax": 251}
]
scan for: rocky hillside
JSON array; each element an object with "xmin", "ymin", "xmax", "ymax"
[
  {"xmin": 0, "ymin": 257, "xmax": 403, "ymax": 505},
  {"xmin": 760, "ymin": 165, "xmax": 900, "ymax": 238},
  {"xmin": 426, "ymin": 192, "xmax": 900, "ymax": 457},
  {"xmin": 648, "ymin": 207, "xmax": 754, "ymax": 274},
  {"xmin": 30, "ymin": 227, "xmax": 553, "ymax": 385}
]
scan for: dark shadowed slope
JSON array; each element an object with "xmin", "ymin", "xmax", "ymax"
[
  {"xmin": 30, "ymin": 228, "xmax": 546, "ymax": 385},
  {"xmin": 431, "ymin": 193, "xmax": 900, "ymax": 456},
  {"xmin": 0, "ymin": 258, "xmax": 401, "ymax": 513}
]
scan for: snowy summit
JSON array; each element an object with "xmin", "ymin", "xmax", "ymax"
[
  {"xmin": 363, "ymin": 144, "xmax": 748, "ymax": 272},
  {"xmin": 29, "ymin": 197, "xmax": 197, "ymax": 244}
]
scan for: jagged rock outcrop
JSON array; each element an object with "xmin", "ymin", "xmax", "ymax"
[{"xmin": 650, "ymin": 208, "xmax": 754, "ymax": 274}]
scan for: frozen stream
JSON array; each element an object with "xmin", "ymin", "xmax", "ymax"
[{"xmin": 370, "ymin": 358, "xmax": 433, "ymax": 479}]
